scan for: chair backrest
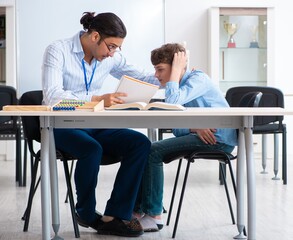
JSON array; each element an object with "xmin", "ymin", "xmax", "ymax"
[
  {"xmin": 225, "ymin": 86, "xmax": 284, "ymax": 126},
  {"xmin": 238, "ymin": 91, "xmax": 263, "ymax": 107},
  {"xmin": 0, "ymin": 85, "xmax": 18, "ymax": 125},
  {"xmin": 19, "ymin": 90, "xmax": 43, "ymax": 145}
]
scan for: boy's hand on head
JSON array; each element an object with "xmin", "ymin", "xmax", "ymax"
[
  {"xmin": 170, "ymin": 52, "xmax": 187, "ymax": 83},
  {"xmin": 173, "ymin": 52, "xmax": 187, "ymax": 71}
]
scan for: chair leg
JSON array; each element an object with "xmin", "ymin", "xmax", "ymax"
[
  {"xmin": 227, "ymin": 161, "xmax": 236, "ymax": 196},
  {"xmin": 15, "ymin": 127, "xmax": 22, "ymax": 186},
  {"xmin": 172, "ymin": 158, "xmax": 192, "ymax": 238},
  {"xmin": 63, "ymin": 160, "xmax": 80, "ymax": 238},
  {"xmin": 219, "ymin": 163, "xmax": 226, "ymax": 185},
  {"xmin": 65, "ymin": 160, "xmax": 75, "ymax": 203},
  {"xmin": 227, "ymin": 160, "xmax": 247, "ymax": 236},
  {"xmin": 30, "ymin": 153, "xmax": 34, "ymax": 180},
  {"xmin": 23, "ymin": 139, "xmax": 27, "ymax": 187},
  {"xmin": 163, "ymin": 206, "xmax": 167, "ymax": 213},
  {"xmin": 22, "ymin": 159, "xmax": 39, "ymax": 231},
  {"xmin": 167, "ymin": 158, "xmax": 183, "ymax": 226},
  {"xmin": 220, "ymin": 163, "xmax": 235, "ymax": 224},
  {"xmin": 158, "ymin": 129, "xmax": 163, "ymax": 141},
  {"xmin": 282, "ymin": 127, "xmax": 287, "ymax": 184},
  {"xmin": 272, "ymin": 134, "xmax": 280, "ymax": 180},
  {"xmin": 260, "ymin": 134, "xmax": 268, "ymax": 174}
]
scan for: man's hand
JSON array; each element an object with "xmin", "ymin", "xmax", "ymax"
[
  {"xmin": 190, "ymin": 128, "xmax": 217, "ymax": 145},
  {"xmin": 91, "ymin": 92, "xmax": 127, "ymax": 107}
]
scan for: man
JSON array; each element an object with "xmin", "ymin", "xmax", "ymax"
[{"xmin": 42, "ymin": 12, "xmax": 159, "ymax": 237}]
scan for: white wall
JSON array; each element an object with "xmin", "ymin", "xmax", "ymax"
[{"xmin": 16, "ymin": 0, "xmax": 164, "ymax": 94}]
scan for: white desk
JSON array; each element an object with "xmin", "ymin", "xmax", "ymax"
[{"xmin": 1, "ymin": 107, "xmax": 291, "ymax": 240}]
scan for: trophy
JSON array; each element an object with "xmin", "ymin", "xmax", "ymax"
[
  {"xmin": 224, "ymin": 22, "xmax": 238, "ymax": 48},
  {"xmin": 249, "ymin": 25, "xmax": 259, "ymax": 48}
]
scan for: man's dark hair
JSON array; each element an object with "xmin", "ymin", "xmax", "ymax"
[{"xmin": 80, "ymin": 12, "xmax": 127, "ymax": 39}]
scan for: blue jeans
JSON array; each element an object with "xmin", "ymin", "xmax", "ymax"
[
  {"xmin": 135, "ymin": 134, "xmax": 235, "ymax": 216},
  {"xmin": 54, "ymin": 128, "xmax": 151, "ymax": 222}
]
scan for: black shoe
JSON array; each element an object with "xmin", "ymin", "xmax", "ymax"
[
  {"xmin": 75, "ymin": 211, "xmax": 103, "ymax": 231},
  {"xmin": 97, "ymin": 218, "xmax": 144, "ymax": 237}
]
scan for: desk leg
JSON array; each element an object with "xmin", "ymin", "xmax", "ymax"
[
  {"xmin": 234, "ymin": 128, "xmax": 246, "ymax": 239},
  {"xmin": 147, "ymin": 128, "xmax": 157, "ymax": 142},
  {"xmin": 245, "ymin": 126, "xmax": 256, "ymax": 240},
  {"xmin": 49, "ymin": 129, "xmax": 63, "ymax": 240},
  {"xmin": 40, "ymin": 117, "xmax": 51, "ymax": 240}
]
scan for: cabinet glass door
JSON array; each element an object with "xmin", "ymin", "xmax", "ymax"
[{"xmin": 218, "ymin": 8, "xmax": 268, "ymax": 92}]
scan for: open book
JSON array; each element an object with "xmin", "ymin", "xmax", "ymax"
[
  {"xmin": 106, "ymin": 101, "xmax": 186, "ymax": 111},
  {"xmin": 116, "ymin": 75, "xmax": 159, "ymax": 103}
]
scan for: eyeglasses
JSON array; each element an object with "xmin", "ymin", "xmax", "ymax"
[{"xmin": 101, "ymin": 38, "xmax": 121, "ymax": 53}]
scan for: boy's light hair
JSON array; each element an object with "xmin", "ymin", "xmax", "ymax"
[{"xmin": 151, "ymin": 43, "xmax": 186, "ymax": 66}]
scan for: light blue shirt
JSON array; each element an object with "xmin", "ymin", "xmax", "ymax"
[
  {"xmin": 165, "ymin": 70, "xmax": 238, "ymax": 147},
  {"xmin": 42, "ymin": 31, "xmax": 159, "ymax": 105}
]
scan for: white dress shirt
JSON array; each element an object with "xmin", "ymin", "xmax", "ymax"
[{"xmin": 42, "ymin": 31, "xmax": 158, "ymax": 105}]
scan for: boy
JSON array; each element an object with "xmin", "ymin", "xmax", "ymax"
[{"xmin": 135, "ymin": 43, "xmax": 237, "ymax": 231}]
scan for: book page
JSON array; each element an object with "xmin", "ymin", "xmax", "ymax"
[
  {"xmin": 146, "ymin": 102, "xmax": 186, "ymax": 111},
  {"xmin": 106, "ymin": 102, "xmax": 186, "ymax": 111},
  {"xmin": 116, "ymin": 75, "xmax": 159, "ymax": 103},
  {"xmin": 106, "ymin": 102, "xmax": 147, "ymax": 110}
]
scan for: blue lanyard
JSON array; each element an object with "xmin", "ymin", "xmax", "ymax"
[{"xmin": 82, "ymin": 59, "xmax": 97, "ymax": 95}]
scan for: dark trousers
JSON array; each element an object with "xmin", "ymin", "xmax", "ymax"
[{"xmin": 54, "ymin": 128, "xmax": 151, "ymax": 222}]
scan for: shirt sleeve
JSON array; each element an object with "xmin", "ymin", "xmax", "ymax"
[
  {"xmin": 165, "ymin": 71, "xmax": 210, "ymax": 137},
  {"xmin": 165, "ymin": 71, "xmax": 210, "ymax": 105},
  {"xmin": 109, "ymin": 53, "xmax": 160, "ymax": 86},
  {"xmin": 172, "ymin": 128, "xmax": 190, "ymax": 137}
]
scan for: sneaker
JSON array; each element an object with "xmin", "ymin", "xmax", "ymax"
[
  {"xmin": 138, "ymin": 214, "xmax": 164, "ymax": 232},
  {"xmin": 97, "ymin": 218, "xmax": 144, "ymax": 237}
]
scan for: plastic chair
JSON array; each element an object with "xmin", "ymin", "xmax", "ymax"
[
  {"xmin": 19, "ymin": 90, "xmax": 121, "ymax": 238},
  {"xmin": 163, "ymin": 91, "xmax": 263, "ymax": 238},
  {"xmin": 225, "ymin": 86, "xmax": 287, "ymax": 184},
  {"xmin": 0, "ymin": 85, "xmax": 22, "ymax": 186}
]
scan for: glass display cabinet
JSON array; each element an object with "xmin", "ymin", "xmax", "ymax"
[{"xmin": 208, "ymin": 7, "xmax": 275, "ymax": 93}]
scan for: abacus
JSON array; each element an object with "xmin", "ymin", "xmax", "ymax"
[{"xmin": 52, "ymin": 100, "xmax": 86, "ymax": 111}]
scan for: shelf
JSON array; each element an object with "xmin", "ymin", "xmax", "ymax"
[{"xmin": 220, "ymin": 47, "xmax": 267, "ymax": 50}]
